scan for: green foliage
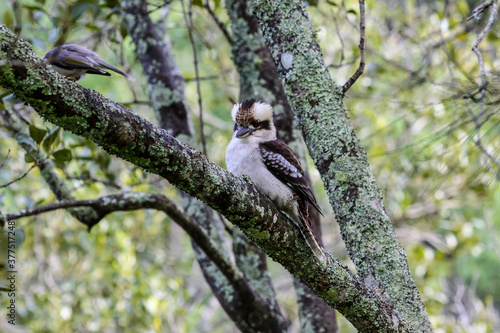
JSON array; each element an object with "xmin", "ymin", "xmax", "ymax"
[{"xmin": 28, "ymin": 124, "xmax": 47, "ymax": 145}]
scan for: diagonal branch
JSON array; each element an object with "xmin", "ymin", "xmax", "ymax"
[
  {"xmin": 2, "ymin": 193, "xmax": 241, "ymax": 290},
  {"xmin": 342, "ymin": 0, "xmax": 366, "ymax": 96},
  {"xmin": 250, "ymin": 1, "xmax": 431, "ymax": 331},
  {"xmin": 465, "ymin": 0, "xmax": 499, "ymax": 102},
  {"xmin": 205, "ymin": 1, "xmax": 233, "ymax": 44},
  {"xmin": 0, "ymin": 162, "xmax": 37, "ymax": 189},
  {"xmin": 1, "ymin": 104, "xmax": 102, "ymax": 229},
  {"xmin": 226, "ymin": 0, "xmax": 337, "ymax": 330},
  {"xmin": 0, "ymin": 24, "xmax": 407, "ymax": 332},
  {"xmin": 121, "ymin": 2, "xmax": 287, "ymax": 331}
]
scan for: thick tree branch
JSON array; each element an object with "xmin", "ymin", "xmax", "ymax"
[
  {"xmin": 226, "ymin": 0, "xmax": 337, "ymax": 330},
  {"xmin": 251, "ymin": 1, "xmax": 431, "ymax": 331},
  {"xmin": 121, "ymin": 2, "xmax": 288, "ymax": 331},
  {"xmin": 0, "ymin": 25, "xmax": 408, "ymax": 332},
  {"xmin": 121, "ymin": 5, "xmax": 192, "ymax": 137}
]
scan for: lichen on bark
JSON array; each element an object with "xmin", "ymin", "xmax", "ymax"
[{"xmin": 251, "ymin": 0, "xmax": 432, "ymax": 331}]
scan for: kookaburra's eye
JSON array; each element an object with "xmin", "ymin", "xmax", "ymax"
[{"xmin": 252, "ymin": 121, "xmax": 263, "ymax": 128}]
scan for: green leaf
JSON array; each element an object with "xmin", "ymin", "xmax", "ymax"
[
  {"xmin": 53, "ymin": 160, "xmax": 67, "ymax": 170},
  {"xmin": 21, "ymin": 4, "xmax": 48, "ymax": 14},
  {"xmin": 97, "ymin": 152, "xmax": 111, "ymax": 170},
  {"xmin": 24, "ymin": 153, "xmax": 35, "ymax": 163},
  {"xmin": 42, "ymin": 127, "xmax": 61, "ymax": 153},
  {"xmin": 71, "ymin": 3, "xmax": 91, "ymax": 20},
  {"xmin": 52, "ymin": 149, "xmax": 73, "ymax": 162},
  {"xmin": 193, "ymin": 0, "xmax": 203, "ymax": 7},
  {"xmin": 29, "ymin": 125, "xmax": 47, "ymax": 145},
  {"xmin": 120, "ymin": 22, "xmax": 129, "ymax": 40}
]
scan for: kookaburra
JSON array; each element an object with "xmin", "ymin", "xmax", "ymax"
[
  {"xmin": 44, "ymin": 44, "xmax": 135, "ymax": 82},
  {"xmin": 226, "ymin": 99, "xmax": 326, "ymax": 262}
]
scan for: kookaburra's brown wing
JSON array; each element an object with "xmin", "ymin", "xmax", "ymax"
[
  {"xmin": 259, "ymin": 140, "xmax": 323, "ymax": 215},
  {"xmin": 259, "ymin": 140, "xmax": 326, "ymax": 261}
]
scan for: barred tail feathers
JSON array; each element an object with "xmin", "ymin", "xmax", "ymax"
[{"xmin": 296, "ymin": 200, "xmax": 327, "ymax": 263}]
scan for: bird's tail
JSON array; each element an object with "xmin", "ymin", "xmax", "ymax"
[
  {"xmin": 299, "ymin": 216, "xmax": 328, "ymax": 263},
  {"xmin": 295, "ymin": 202, "xmax": 328, "ymax": 264}
]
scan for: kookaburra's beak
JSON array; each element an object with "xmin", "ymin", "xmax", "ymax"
[{"xmin": 236, "ymin": 126, "xmax": 254, "ymax": 138}]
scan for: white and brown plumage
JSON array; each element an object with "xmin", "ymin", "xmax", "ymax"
[
  {"xmin": 43, "ymin": 44, "xmax": 134, "ymax": 82},
  {"xmin": 226, "ymin": 99, "xmax": 326, "ymax": 261}
]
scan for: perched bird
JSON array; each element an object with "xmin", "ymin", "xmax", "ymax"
[
  {"xmin": 226, "ymin": 99, "xmax": 327, "ymax": 262},
  {"xmin": 43, "ymin": 44, "xmax": 134, "ymax": 82}
]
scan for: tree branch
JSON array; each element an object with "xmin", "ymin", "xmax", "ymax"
[
  {"xmin": 122, "ymin": 2, "xmax": 288, "ymax": 331},
  {"xmin": 0, "ymin": 25, "xmax": 407, "ymax": 332},
  {"xmin": 205, "ymin": 1, "xmax": 233, "ymax": 44},
  {"xmin": 1, "ymin": 104, "xmax": 102, "ymax": 229},
  {"xmin": 182, "ymin": 0, "xmax": 207, "ymax": 155},
  {"xmin": 250, "ymin": 1, "xmax": 431, "ymax": 331},
  {"xmin": 465, "ymin": 0, "xmax": 499, "ymax": 102},
  {"xmin": 3, "ymin": 192, "xmax": 266, "ymax": 309},
  {"xmin": 226, "ymin": 0, "xmax": 337, "ymax": 330},
  {"xmin": 0, "ymin": 161, "xmax": 37, "ymax": 189},
  {"xmin": 342, "ymin": 0, "xmax": 366, "ymax": 96}
]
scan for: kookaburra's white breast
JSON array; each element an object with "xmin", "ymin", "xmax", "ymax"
[{"xmin": 226, "ymin": 136, "xmax": 295, "ymax": 212}]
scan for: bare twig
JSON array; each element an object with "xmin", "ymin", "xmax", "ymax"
[
  {"xmin": 467, "ymin": 0, "xmax": 493, "ymax": 21},
  {"xmin": 9, "ymin": 0, "xmax": 23, "ymax": 36},
  {"xmin": 466, "ymin": 104, "xmax": 500, "ymax": 176},
  {"xmin": 184, "ymin": 71, "xmax": 230, "ymax": 81},
  {"xmin": 146, "ymin": 0, "xmax": 173, "ymax": 15},
  {"xmin": 464, "ymin": 0, "xmax": 499, "ymax": 101},
  {"xmin": 65, "ymin": 175, "xmax": 123, "ymax": 190},
  {"xmin": 182, "ymin": 0, "xmax": 207, "ymax": 155},
  {"xmin": 327, "ymin": 57, "xmax": 358, "ymax": 69},
  {"xmin": 5, "ymin": 199, "xmax": 96, "ymax": 219},
  {"xmin": 0, "ymin": 162, "xmax": 38, "ymax": 189},
  {"xmin": 205, "ymin": 1, "xmax": 233, "ymax": 44},
  {"xmin": 342, "ymin": 0, "xmax": 366, "ymax": 96},
  {"xmin": 462, "ymin": 82, "xmax": 489, "ymax": 102},
  {"xmin": 0, "ymin": 150, "xmax": 11, "ymax": 170},
  {"xmin": 472, "ymin": 137, "xmax": 500, "ymax": 173},
  {"xmin": 4, "ymin": 192, "xmax": 272, "ymax": 317}
]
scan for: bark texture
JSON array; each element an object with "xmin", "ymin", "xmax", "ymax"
[
  {"xmin": 122, "ymin": 1, "xmax": 192, "ymax": 137},
  {"xmin": 226, "ymin": 0, "xmax": 337, "ymax": 331},
  {"xmin": 0, "ymin": 24, "xmax": 410, "ymax": 332},
  {"xmin": 121, "ymin": 2, "xmax": 287, "ymax": 331},
  {"xmin": 251, "ymin": 1, "xmax": 432, "ymax": 331},
  {"xmin": 1, "ymin": 101, "xmax": 101, "ymax": 228}
]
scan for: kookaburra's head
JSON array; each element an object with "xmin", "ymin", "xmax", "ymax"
[{"xmin": 231, "ymin": 99, "xmax": 276, "ymax": 142}]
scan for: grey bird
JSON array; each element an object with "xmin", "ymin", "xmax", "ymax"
[{"xmin": 43, "ymin": 44, "xmax": 134, "ymax": 82}]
